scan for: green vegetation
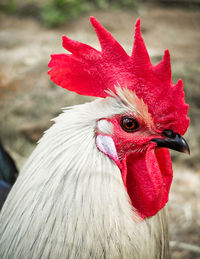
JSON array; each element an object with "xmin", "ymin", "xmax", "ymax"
[
  {"xmin": 42, "ymin": 0, "xmax": 139, "ymax": 27},
  {"xmin": 0, "ymin": 0, "xmax": 139, "ymax": 27},
  {"xmin": 42, "ymin": 0, "xmax": 91, "ymax": 27},
  {"xmin": 0, "ymin": 0, "xmax": 17, "ymax": 13}
]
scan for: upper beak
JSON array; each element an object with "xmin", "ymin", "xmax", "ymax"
[{"xmin": 151, "ymin": 133, "xmax": 190, "ymax": 155}]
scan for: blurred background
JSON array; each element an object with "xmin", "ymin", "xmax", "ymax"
[{"xmin": 0, "ymin": 0, "xmax": 199, "ymax": 258}]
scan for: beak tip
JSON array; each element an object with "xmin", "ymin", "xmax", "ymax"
[
  {"xmin": 181, "ymin": 138, "xmax": 190, "ymax": 155},
  {"xmin": 184, "ymin": 146, "xmax": 190, "ymax": 155}
]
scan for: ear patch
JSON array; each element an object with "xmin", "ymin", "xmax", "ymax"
[{"xmin": 96, "ymin": 135, "xmax": 120, "ymax": 166}]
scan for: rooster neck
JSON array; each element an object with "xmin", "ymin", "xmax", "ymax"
[{"xmin": 0, "ymin": 100, "xmax": 170, "ymax": 259}]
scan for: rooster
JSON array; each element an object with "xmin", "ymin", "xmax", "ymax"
[{"xmin": 0, "ymin": 17, "xmax": 189, "ymax": 259}]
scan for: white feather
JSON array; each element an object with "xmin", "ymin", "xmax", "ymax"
[{"xmin": 97, "ymin": 119, "xmax": 113, "ymax": 134}]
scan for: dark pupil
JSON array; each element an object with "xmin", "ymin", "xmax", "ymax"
[{"xmin": 126, "ymin": 121, "xmax": 133, "ymax": 128}]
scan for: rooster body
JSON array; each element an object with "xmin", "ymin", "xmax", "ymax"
[
  {"xmin": 0, "ymin": 17, "xmax": 189, "ymax": 259},
  {"xmin": 0, "ymin": 99, "xmax": 169, "ymax": 259}
]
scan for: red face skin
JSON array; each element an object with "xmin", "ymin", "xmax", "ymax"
[{"xmin": 103, "ymin": 115, "xmax": 173, "ymax": 219}]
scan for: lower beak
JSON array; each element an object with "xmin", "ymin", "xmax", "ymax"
[{"xmin": 151, "ymin": 134, "xmax": 190, "ymax": 154}]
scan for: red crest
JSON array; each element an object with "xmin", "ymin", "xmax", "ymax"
[{"xmin": 48, "ymin": 17, "xmax": 189, "ymax": 135}]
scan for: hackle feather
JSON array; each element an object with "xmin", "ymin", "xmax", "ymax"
[{"xmin": 0, "ymin": 95, "xmax": 169, "ymax": 259}]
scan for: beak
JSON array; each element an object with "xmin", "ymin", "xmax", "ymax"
[{"xmin": 151, "ymin": 133, "xmax": 190, "ymax": 155}]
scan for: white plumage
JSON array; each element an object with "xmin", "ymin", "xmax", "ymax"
[{"xmin": 0, "ymin": 92, "xmax": 169, "ymax": 258}]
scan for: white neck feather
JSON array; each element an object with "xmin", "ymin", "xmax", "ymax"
[{"xmin": 0, "ymin": 98, "xmax": 169, "ymax": 259}]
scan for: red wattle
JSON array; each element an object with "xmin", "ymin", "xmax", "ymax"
[{"xmin": 124, "ymin": 145, "xmax": 173, "ymax": 218}]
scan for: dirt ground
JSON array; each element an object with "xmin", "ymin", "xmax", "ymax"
[{"xmin": 0, "ymin": 4, "xmax": 200, "ymax": 258}]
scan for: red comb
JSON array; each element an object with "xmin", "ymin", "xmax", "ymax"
[{"xmin": 48, "ymin": 17, "xmax": 189, "ymax": 135}]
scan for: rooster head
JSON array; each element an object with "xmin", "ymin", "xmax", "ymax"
[{"xmin": 48, "ymin": 17, "xmax": 190, "ymax": 219}]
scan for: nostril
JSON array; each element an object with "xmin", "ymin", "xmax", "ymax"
[{"xmin": 162, "ymin": 130, "xmax": 176, "ymax": 139}]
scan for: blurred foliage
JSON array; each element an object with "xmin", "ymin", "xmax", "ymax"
[
  {"xmin": 42, "ymin": 0, "xmax": 139, "ymax": 27},
  {"xmin": 42, "ymin": 0, "xmax": 91, "ymax": 27},
  {"xmin": 0, "ymin": 0, "xmax": 139, "ymax": 27},
  {"xmin": 0, "ymin": 0, "xmax": 17, "ymax": 13}
]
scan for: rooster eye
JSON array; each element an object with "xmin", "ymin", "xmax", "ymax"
[{"xmin": 121, "ymin": 116, "xmax": 139, "ymax": 132}]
